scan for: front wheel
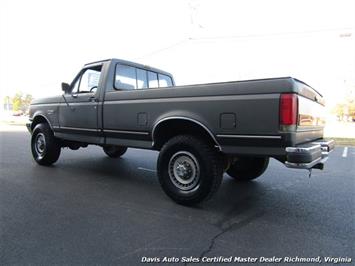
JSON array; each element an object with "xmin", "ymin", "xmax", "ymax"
[
  {"xmin": 103, "ymin": 145, "xmax": 127, "ymax": 158},
  {"xmin": 31, "ymin": 123, "xmax": 61, "ymax": 166},
  {"xmin": 227, "ymin": 157, "xmax": 269, "ymax": 181},
  {"xmin": 157, "ymin": 135, "xmax": 223, "ymax": 205}
]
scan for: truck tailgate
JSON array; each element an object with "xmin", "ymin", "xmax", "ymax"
[
  {"xmin": 298, "ymin": 94, "xmax": 325, "ymax": 127},
  {"xmin": 294, "ymin": 79, "xmax": 325, "ymax": 141}
]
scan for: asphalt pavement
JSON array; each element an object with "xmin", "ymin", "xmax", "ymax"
[{"xmin": 0, "ymin": 126, "xmax": 354, "ymax": 265}]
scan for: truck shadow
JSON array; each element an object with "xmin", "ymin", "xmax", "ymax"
[
  {"xmin": 46, "ymin": 153, "xmax": 334, "ymax": 239},
  {"xmin": 31, "ymin": 147, "xmax": 324, "ymax": 236},
  {"xmin": 56, "ymin": 150, "xmax": 269, "ymax": 216}
]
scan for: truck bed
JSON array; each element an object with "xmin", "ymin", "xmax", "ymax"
[{"xmin": 102, "ymin": 76, "xmax": 324, "ymax": 156}]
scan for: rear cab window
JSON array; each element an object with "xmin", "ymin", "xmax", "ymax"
[{"xmin": 114, "ymin": 63, "xmax": 173, "ymax": 91}]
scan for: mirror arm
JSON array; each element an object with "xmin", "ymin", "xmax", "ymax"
[{"xmin": 62, "ymin": 94, "xmax": 74, "ymax": 110}]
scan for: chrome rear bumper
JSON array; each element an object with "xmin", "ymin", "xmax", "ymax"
[{"xmin": 285, "ymin": 139, "xmax": 335, "ymax": 169}]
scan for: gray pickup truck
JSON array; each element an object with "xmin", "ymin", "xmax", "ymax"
[{"xmin": 27, "ymin": 58, "xmax": 334, "ymax": 205}]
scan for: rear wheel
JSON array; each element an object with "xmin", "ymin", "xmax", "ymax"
[
  {"xmin": 227, "ymin": 157, "xmax": 269, "ymax": 181},
  {"xmin": 103, "ymin": 145, "xmax": 127, "ymax": 158},
  {"xmin": 157, "ymin": 135, "xmax": 223, "ymax": 205},
  {"xmin": 31, "ymin": 123, "xmax": 61, "ymax": 166}
]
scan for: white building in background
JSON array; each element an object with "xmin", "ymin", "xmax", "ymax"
[{"xmin": 0, "ymin": 97, "xmax": 13, "ymax": 118}]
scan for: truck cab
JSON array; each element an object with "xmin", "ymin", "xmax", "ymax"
[{"xmin": 56, "ymin": 59, "xmax": 174, "ymax": 145}]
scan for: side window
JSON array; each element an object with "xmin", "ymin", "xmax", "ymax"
[
  {"xmin": 158, "ymin": 74, "xmax": 173, "ymax": 87},
  {"xmin": 136, "ymin": 68, "xmax": 148, "ymax": 89},
  {"xmin": 112, "ymin": 64, "xmax": 171, "ymax": 90},
  {"xmin": 71, "ymin": 67, "xmax": 102, "ymax": 94},
  {"xmin": 115, "ymin": 65, "xmax": 137, "ymax": 90},
  {"xmin": 148, "ymin": 71, "xmax": 159, "ymax": 88}
]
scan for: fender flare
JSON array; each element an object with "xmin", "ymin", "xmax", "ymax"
[
  {"xmin": 31, "ymin": 114, "xmax": 54, "ymax": 131},
  {"xmin": 151, "ymin": 116, "xmax": 221, "ymax": 150}
]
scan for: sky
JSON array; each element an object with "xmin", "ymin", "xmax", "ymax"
[{"xmin": 1, "ymin": 0, "xmax": 354, "ymax": 108}]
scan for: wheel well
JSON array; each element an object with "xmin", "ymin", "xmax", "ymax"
[
  {"xmin": 153, "ymin": 119, "xmax": 219, "ymax": 150},
  {"xmin": 31, "ymin": 115, "xmax": 50, "ymax": 131}
]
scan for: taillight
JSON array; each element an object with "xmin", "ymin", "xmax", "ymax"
[{"xmin": 280, "ymin": 93, "xmax": 298, "ymax": 125}]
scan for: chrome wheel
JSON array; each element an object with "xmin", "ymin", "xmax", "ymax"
[
  {"xmin": 168, "ymin": 151, "xmax": 200, "ymax": 191},
  {"xmin": 34, "ymin": 133, "xmax": 46, "ymax": 158}
]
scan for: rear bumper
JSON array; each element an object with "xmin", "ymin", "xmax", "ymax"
[{"xmin": 285, "ymin": 139, "xmax": 335, "ymax": 169}]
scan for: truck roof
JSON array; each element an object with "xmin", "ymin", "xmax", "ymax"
[{"xmin": 84, "ymin": 58, "xmax": 173, "ymax": 78}]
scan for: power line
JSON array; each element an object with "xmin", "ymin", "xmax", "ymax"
[
  {"xmin": 137, "ymin": 27, "xmax": 354, "ymax": 59},
  {"xmin": 188, "ymin": 27, "xmax": 355, "ymax": 41},
  {"xmin": 135, "ymin": 39, "xmax": 189, "ymax": 60}
]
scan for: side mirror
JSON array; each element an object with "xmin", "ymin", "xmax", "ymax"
[{"xmin": 61, "ymin": 82, "xmax": 71, "ymax": 94}]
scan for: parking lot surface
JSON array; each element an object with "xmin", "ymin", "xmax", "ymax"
[{"xmin": 0, "ymin": 127, "xmax": 354, "ymax": 265}]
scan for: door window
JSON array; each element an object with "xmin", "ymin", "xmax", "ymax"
[{"xmin": 72, "ymin": 66, "xmax": 102, "ymax": 94}]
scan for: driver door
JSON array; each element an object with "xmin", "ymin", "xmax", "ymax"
[{"xmin": 59, "ymin": 65, "xmax": 101, "ymax": 142}]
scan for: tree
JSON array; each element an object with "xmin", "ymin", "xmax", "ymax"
[
  {"xmin": 7, "ymin": 92, "xmax": 33, "ymax": 112},
  {"xmin": 23, "ymin": 94, "xmax": 33, "ymax": 111},
  {"xmin": 333, "ymin": 103, "xmax": 346, "ymax": 120},
  {"xmin": 332, "ymin": 82, "xmax": 355, "ymax": 121},
  {"xmin": 12, "ymin": 92, "xmax": 23, "ymax": 111},
  {"xmin": 349, "ymin": 100, "xmax": 355, "ymax": 120}
]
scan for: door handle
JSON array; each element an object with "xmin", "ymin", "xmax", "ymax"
[{"xmin": 89, "ymin": 96, "xmax": 97, "ymax": 102}]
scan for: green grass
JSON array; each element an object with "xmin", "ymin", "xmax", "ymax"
[{"xmin": 326, "ymin": 137, "xmax": 355, "ymax": 147}]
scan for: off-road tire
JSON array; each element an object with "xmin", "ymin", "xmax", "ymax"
[
  {"xmin": 31, "ymin": 123, "xmax": 61, "ymax": 166},
  {"xmin": 227, "ymin": 157, "xmax": 269, "ymax": 181},
  {"xmin": 103, "ymin": 145, "xmax": 128, "ymax": 158},
  {"xmin": 157, "ymin": 135, "xmax": 223, "ymax": 205}
]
